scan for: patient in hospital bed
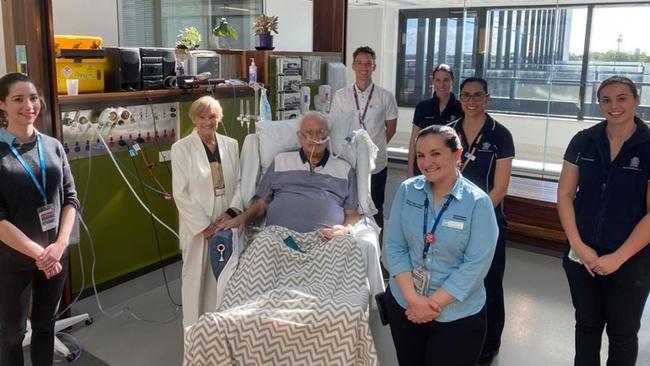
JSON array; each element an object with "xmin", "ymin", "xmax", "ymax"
[
  {"xmin": 217, "ymin": 112, "xmax": 359, "ymax": 237},
  {"xmin": 183, "ymin": 112, "xmax": 380, "ymax": 366}
]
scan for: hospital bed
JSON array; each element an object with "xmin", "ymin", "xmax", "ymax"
[
  {"xmin": 183, "ymin": 112, "xmax": 384, "ymax": 365},
  {"xmin": 237, "ymin": 111, "xmax": 386, "ymax": 302}
]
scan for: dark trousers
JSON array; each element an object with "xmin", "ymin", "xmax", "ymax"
[
  {"xmin": 371, "ymin": 167, "xmax": 388, "ymax": 277},
  {"xmin": 371, "ymin": 167, "xmax": 388, "ymax": 230},
  {"xmin": 386, "ymin": 287, "xmax": 487, "ymax": 366},
  {"xmin": 0, "ymin": 257, "xmax": 68, "ymax": 366},
  {"xmin": 481, "ymin": 217, "xmax": 508, "ymax": 355},
  {"xmin": 563, "ymin": 249, "xmax": 650, "ymax": 366}
]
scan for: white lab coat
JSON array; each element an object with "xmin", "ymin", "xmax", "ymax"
[{"xmin": 171, "ymin": 130, "xmax": 242, "ymax": 327}]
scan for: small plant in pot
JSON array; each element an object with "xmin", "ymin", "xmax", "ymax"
[
  {"xmin": 253, "ymin": 14, "xmax": 278, "ymax": 50},
  {"xmin": 176, "ymin": 26, "xmax": 202, "ymax": 52},
  {"xmin": 212, "ymin": 17, "xmax": 239, "ymax": 49}
]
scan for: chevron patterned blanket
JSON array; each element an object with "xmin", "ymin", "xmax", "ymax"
[{"xmin": 183, "ymin": 226, "xmax": 378, "ymax": 365}]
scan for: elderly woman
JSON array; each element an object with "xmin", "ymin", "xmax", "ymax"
[
  {"xmin": 385, "ymin": 125, "xmax": 498, "ymax": 366},
  {"xmin": 171, "ymin": 96, "xmax": 242, "ymax": 327}
]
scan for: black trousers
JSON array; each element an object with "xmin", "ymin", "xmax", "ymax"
[
  {"xmin": 481, "ymin": 216, "xmax": 508, "ymax": 355},
  {"xmin": 563, "ymin": 248, "xmax": 650, "ymax": 366},
  {"xmin": 371, "ymin": 167, "xmax": 388, "ymax": 229},
  {"xmin": 386, "ymin": 287, "xmax": 486, "ymax": 366},
  {"xmin": 0, "ymin": 256, "xmax": 68, "ymax": 366}
]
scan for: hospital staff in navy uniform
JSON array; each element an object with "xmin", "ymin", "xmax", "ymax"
[
  {"xmin": 448, "ymin": 77, "xmax": 514, "ymax": 366},
  {"xmin": 407, "ymin": 64, "xmax": 464, "ymax": 177},
  {"xmin": 558, "ymin": 75, "xmax": 650, "ymax": 366}
]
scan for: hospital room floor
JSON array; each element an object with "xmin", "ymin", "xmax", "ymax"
[{"xmin": 63, "ymin": 165, "xmax": 649, "ymax": 366}]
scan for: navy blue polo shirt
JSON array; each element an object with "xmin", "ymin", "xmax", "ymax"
[
  {"xmin": 564, "ymin": 117, "xmax": 650, "ymax": 251},
  {"xmin": 449, "ymin": 114, "xmax": 515, "ymax": 216},
  {"xmin": 413, "ymin": 92, "xmax": 464, "ymax": 129}
]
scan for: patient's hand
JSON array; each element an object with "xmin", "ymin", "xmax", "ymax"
[{"xmin": 320, "ymin": 225, "xmax": 351, "ymax": 240}]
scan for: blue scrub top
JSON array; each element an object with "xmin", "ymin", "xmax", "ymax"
[{"xmin": 385, "ymin": 175, "xmax": 498, "ymax": 322}]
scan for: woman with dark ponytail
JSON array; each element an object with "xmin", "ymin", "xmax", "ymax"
[{"xmin": 0, "ymin": 73, "xmax": 79, "ymax": 365}]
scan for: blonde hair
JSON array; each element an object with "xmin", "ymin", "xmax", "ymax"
[{"xmin": 189, "ymin": 96, "xmax": 223, "ymax": 122}]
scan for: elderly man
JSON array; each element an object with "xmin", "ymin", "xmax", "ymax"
[{"xmin": 218, "ymin": 112, "xmax": 360, "ymax": 238}]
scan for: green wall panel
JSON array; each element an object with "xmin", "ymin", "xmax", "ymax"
[{"xmin": 69, "ymin": 94, "xmax": 255, "ymax": 293}]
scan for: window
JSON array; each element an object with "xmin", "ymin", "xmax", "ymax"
[
  {"xmin": 484, "ymin": 7, "xmax": 587, "ymax": 117},
  {"xmin": 583, "ymin": 4, "xmax": 650, "ymax": 120},
  {"xmin": 396, "ymin": 9, "xmax": 478, "ymax": 106},
  {"xmin": 118, "ymin": 0, "xmax": 263, "ymax": 49},
  {"xmin": 395, "ymin": 2, "xmax": 650, "ymax": 121}
]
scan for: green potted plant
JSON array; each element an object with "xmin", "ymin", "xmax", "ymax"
[
  {"xmin": 212, "ymin": 17, "xmax": 239, "ymax": 49},
  {"xmin": 175, "ymin": 26, "xmax": 202, "ymax": 51},
  {"xmin": 253, "ymin": 14, "xmax": 278, "ymax": 50}
]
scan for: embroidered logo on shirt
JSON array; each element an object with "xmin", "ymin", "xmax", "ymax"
[
  {"xmin": 623, "ymin": 156, "xmax": 642, "ymax": 171},
  {"xmin": 406, "ymin": 199, "xmax": 424, "ymax": 209},
  {"xmin": 481, "ymin": 142, "xmax": 491, "ymax": 150}
]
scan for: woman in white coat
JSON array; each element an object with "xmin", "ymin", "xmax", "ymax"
[{"xmin": 171, "ymin": 96, "xmax": 242, "ymax": 327}]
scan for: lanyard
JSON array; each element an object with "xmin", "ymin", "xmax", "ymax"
[
  {"xmin": 422, "ymin": 194, "xmax": 454, "ymax": 260},
  {"xmin": 8, "ymin": 134, "xmax": 48, "ymax": 204},
  {"xmin": 353, "ymin": 84, "xmax": 375, "ymax": 130},
  {"xmin": 460, "ymin": 132, "xmax": 483, "ymax": 173}
]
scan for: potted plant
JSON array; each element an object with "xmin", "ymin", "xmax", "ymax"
[
  {"xmin": 212, "ymin": 17, "xmax": 239, "ymax": 49},
  {"xmin": 253, "ymin": 14, "xmax": 278, "ymax": 50},
  {"xmin": 176, "ymin": 26, "xmax": 202, "ymax": 51}
]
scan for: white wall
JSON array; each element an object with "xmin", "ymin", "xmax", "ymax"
[
  {"xmin": 266, "ymin": 0, "xmax": 312, "ymax": 52},
  {"xmin": 52, "ymin": 0, "xmax": 119, "ymax": 46}
]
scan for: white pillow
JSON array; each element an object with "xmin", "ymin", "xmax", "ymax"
[
  {"xmin": 256, "ymin": 119, "xmax": 301, "ymax": 170},
  {"xmin": 256, "ymin": 111, "xmax": 357, "ymax": 170}
]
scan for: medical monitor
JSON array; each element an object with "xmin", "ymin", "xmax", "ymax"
[{"xmin": 187, "ymin": 50, "xmax": 221, "ymax": 78}]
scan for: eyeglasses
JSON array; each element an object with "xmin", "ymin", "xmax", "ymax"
[{"xmin": 460, "ymin": 92, "xmax": 489, "ymax": 102}]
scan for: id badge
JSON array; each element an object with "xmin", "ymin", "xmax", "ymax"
[
  {"xmin": 37, "ymin": 204, "xmax": 57, "ymax": 232},
  {"xmin": 412, "ymin": 267, "xmax": 431, "ymax": 296}
]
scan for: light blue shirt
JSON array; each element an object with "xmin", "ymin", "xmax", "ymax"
[
  {"xmin": 0, "ymin": 128, "xmax": 19, "ymax": 145},
  {"xmin": 0, "ymin": 128, "xmax": 39, "ymax": 146},
  {"xmin": 386, "ymin": 174, "xmax": 498, "ymax": 322}
]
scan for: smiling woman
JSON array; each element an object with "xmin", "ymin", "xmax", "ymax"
[
  {"xmin": 557, "ymin": 75, "xmax": 650, "ymax": 366},
  {"xmin": 0, "ymin": 73, "xmax": 79, "ymax": 365},
  {"xmin": 384, "ymin": 124, "xmax": 499, "ymax": 366},
  {"xmin": 170, "ymin": 95, "xmax": 243, "ymax": 328}
]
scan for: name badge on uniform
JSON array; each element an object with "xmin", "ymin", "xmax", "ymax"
[
  {"xmin": 442, "ymin": 219, "xmax": 464, "ymax": 230},
  {"xmin": 412, "ymin": 267, "xmax": 431, "ymax": 296},
  {"xmin": 464, "ymin": 151, "xmax": 476, "ymax": 161},
  {"xmin": 37, "ymin": 204, "xmax": 57, "ymax": 232}
]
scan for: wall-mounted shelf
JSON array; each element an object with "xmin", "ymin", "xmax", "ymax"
[{"xmin": 58, "ymin": 85, "xmax": 255, "ymax": 112}]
